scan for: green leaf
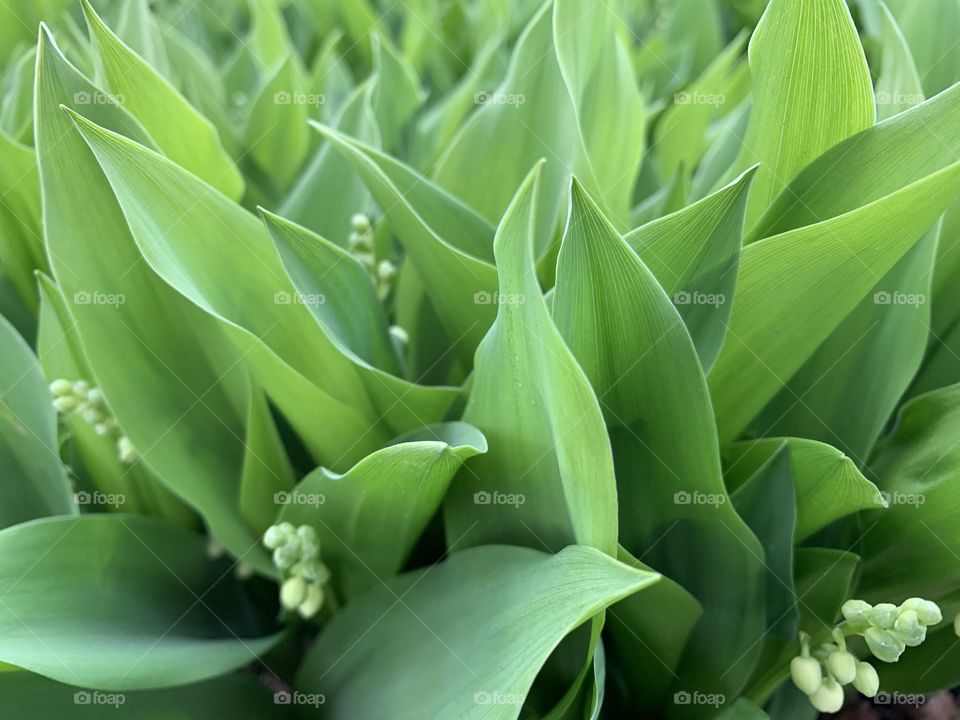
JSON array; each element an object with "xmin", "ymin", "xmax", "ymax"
[
  {"xmin": 859, "ymin": 384, "xmax": 960, "ymax": 601},
  {"xmin": 734, "ymin": 0, "xmax": 875, "ymax": 226},
  {"xmin": 279, "ymin": 422, "xmax": 486, "ymax": 599},
  {"xmin": 296, "ymin": 545, "xmax": 660, "ymax": 719},
  {"xmin": 551, "ymin": 179, "xmax": 764, "ymax": 704},
  {"xmin": 81, "ymin": 0, "xmax": 244, "ymax": 201},
  {"xmin": 875, "ymin": 622, "xmax": 960, "ymax": 693},
  {"xmin": 370, "ymin": 34, "xmax": 423, "ymax": 153},
  {"xmin": 884, "ymin": 0, "xmax": 960, "ymax": 97},
  {"xmin": 724, "ymin": 437, "xmax": 884, "ymax": 541},
  {"xmin": 624, "ymin": 167, "xmax": 756, "ymax": 371},
  {"xmin": 238, "ymin": 386, "xmax": 294, "ymax": 537},
  {"xmin": 0, "ymin": 515, "xmax": 282, "ymax": 690},
  {"xmin": 0, "ymin": 314, "xmax": 74, "ymax": 528},
  {"xmin": 65, "ymin": 108, "xmax": 389, "ymax": 467},
  {"xmin": 875, "ymin": 2, "xmax": 924, "ymax": 120},
  {"xmin": 708, "ymin": 157, "xmax": 960, "ymax": 444},
  {"xmin": 0, "ymin": 672, "xmax": 279, "ymax": 719},
  {"xmin": 443, "ymin": 166, "xmax": 618, "ymax": 555},
  {"xmin": 35, "ymin": 32, "xmax": 264, "ymax": 568}
]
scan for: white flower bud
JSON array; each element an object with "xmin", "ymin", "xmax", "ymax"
[
  {"xmin": 917, "ymin": 601, "xmax": 942, "ymax": 626},
  {"xmin": 73, "ymin": 380, "xmax": 90, "ymax": 395},
  {"xmin": 298, "ymin": 584, "xmax": 324, "ymax": 619},
  {"xmin": 263, "ymin": 525, "xmax": 287, "ymax": 550},
  {"xmin": 864, "ymin": 627, "xmax": 905, "ymax": 663},
  {"xmin": 867, "ymin": 603, "xmax": 898, "ymax": 629},
  {"xmin": 893, "ymin": 609, "xmax": 926, "ymax": 646},
  {"xmin": 389, "ymin": 325, "xmax": 409, "ymax": 345},
  {"xmin": 50, "ymin": 379, "xmax": 73, "ymax": 396},
  {"xmin": 273, "ymin": 546, "xmax": 296, "ymax": 570},
  {"xmin": 808, "ymin": 676, "xmax": 844, "ymax": 713},
  {"xmin": 351, "ymin": 214, "xmax": 371, "ymax": 234},
  {"xmin": 841, "ymin": 599, "xmax": 872, "ymax": 625},
  {"xmin": 53, "ymin": 396, "xmax": 80, "ymax": 413},
  {"xmin": 280, "ymin": 576, "xmax": 307, "ymax": 610},
  {"xmin": 117, "ymin": 436, "xmax": 138, "ymax": 464},
  {"xmin": 853, "ymin": 661, "xmax": 879, "ymax": 697},
  {"xmin": 826, "ymin": 650, "xmax": 857, "ymax": 685},
  {"xmin": 790, "ymin": 656, "xmax": 822, "ymax": 695}
]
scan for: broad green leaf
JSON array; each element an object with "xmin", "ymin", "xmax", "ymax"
[
  {"xmin": 624, "ymin": 167, "xmax": 755, "ymax": 371},
  {"xmin": 370, "ymin": 34, "xmax": 423, "ymax": 153},
  {"xmin": 247, "ymin": 0, "xmax": 293, "ymax": 68},
  {"xmin": 752, "ymin": 84, "xmax": 960, "ymax": 239},
  {"xmin": 35, "ymin": 273, "xmax": 194, "ymax": 527},
  {"xmin": 82, "ymin": 0, "xmax": 244, "ymax": 200},
  {"xmin": 443, "ymin": 167, "xmax": 618, "ymax": 555},
  {"xmin": 113, "ymin": 0, "xmax": 171, "ymax": 79},
  {"xmin": 724, "ymin": 437, "xmax": 884, "ymax": 541},
  {"xmin": 875, "ymin": 2, "xmax": 924, "ymax": 120},
  {"xmin": 0, "ymin": 515, "xmax": 282, "ymax": 690},
  {"xmin": 715, "ymin": 699, "xmax": 769, "ymax": 720},
  {"xmin": 0, "ymin": 129, "xmax": 44, "ymax": 315},
  {"xmin": 731, "ymin": 447, "xmax": 797, "ymax": 640},
  {"xmin": 66, "ymin": 108, "xmax": 389, "ymax": 467},
  {"xmin": 280, "ymin": 422, "xmax": 486, "ymax": 599},
  {"xmin": 296, "ymin": 545, "xmax": 660, "ymax": 719},
  {"xmin": 0, "ymin": 314, "xmax": 74, "ymax": 528},
  {"xmin": 550, "ymin": 180, "xmax": 764, "ymax": 704},
  {"xmin": 35, "ymin": 32, "xmax": 264, "ymax": 569},
  {"xmin": 734, "ymin": 0, "xmax": 875, "ymax": 226},
  {"xmin": 260, "ymin": 208, "xmax": 461, "ymax": 434},
  {"xmin": 0, "ymin": 672, "xmax": 278, "ymax": 719},
  {"xmin": 708, "ymin": 158, "xmax": 960, "ymax": 444},
  {"xmin": 244, "ymin": 55, "xmax": 311, "ymax": 190},
  {"xmin": 859, "ymin": 384, "xmax": 960, "ymax": 601},
  {"xmin": 315, "ymin": 123, "xmax": 498, "ymax": 366},
  {"xmin": 884, "ymin": 0, "xmax": 960, "ymax": 97},
  {"xmin": 238, "ymin": 386, "xmax": 294, "ymax": 537}
]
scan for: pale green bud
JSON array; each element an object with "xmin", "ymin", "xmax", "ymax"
[
  {"xmin": 841, "ymin": 599, "xmax": 872, "ymax": 625},
  {"xmin": 853, "ymin": 661, "xmax": 879, "ymax": 697},
  {"xmin": 53, "ymin": 396, "xmax": 80, "ymax": 413},
  {"xmin": 73, "ymin": 380, "xmax": 90, "ymax": 395},
  {"xmin": 273, "ymin": 546, "xmax": 297, "ymax": 570},
  {"xmin": 83, "ymin": 408, "xmax": 105, "ymax": 425},
  {"xmin": 790, "ymin": 656, "xmax": 822, "ymax": 695},
  {"xmin": 864, "ymin": 627, "xmax": 905, "ymax": 663},
  {"xmin": 954, "ymin": 613, "xmax": 960, "ymax": 637},
  {"xmin": 298, "ymin": 584, "xmax": 324, "ymax": 619},
  {"xmin": 87, "ymin": 387, "xmax": 105, "ymax": 405},
  {"xmin": 893, "ymin": 609, "xmax": 926, "ymax": 647},
  {"xmin": 280, "ymin": 576, "xmax": 307, "ymax": 610},
  {"xmin": 389, "ymin": 325, "xmax": 409, "ymax": 345},
  {"xmin": 351, "ymin": 214, "xmax": 371, "ymax": 234},
  {"xmin": 917, "ymin": 601, "xmax": 942, "ymax": 626},
  {"xmin": 808, "ymin": 676, "xmax": 844, "ymax": 713},
  {"xmin": 117, "ymin": 436, "xmax": 138, "ymax": 464},
  {"xmin": 50, "ymin": 379, "xmax": 73, "ymax": 396},
  {"xmin": 826, "ymin": 650, "xmax": 857, "ymax": 685},
  {"xmin": 263, "ymin": 525, "xmax": 286, "ymax": 550},
  {"xmin": 867, "ymin": 603, "xmax": 898, "ymax": 629}
]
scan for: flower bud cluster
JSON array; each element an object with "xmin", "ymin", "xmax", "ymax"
[
  {"xmin": 263, "ymin": 522, "xmax": 329, "ymax": 619},
  {"xmin": 50, "ymin": 378, "xmax": 138, "ymax": 464},
  {"xmin": 349, "ymin": 213, "xmax": 395, "ymax": 301},
  {"xmin": 790, "ymin": 596, "xmax": 941, "ymax": 713}
]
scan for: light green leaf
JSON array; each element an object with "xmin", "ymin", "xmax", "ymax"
[
  {"xmin": 0, "ymin": 515, "xmax": 282, "ymax": 690},
  {"xmin": 296, "ymin": 545, "xmax": 660, "ymax": 719},
  {"xmin": 734, "ymin": 0, "xmax": 875, "ymax": 226},
  {"xmin": 280, "ymin": 422, "xmax": 486, "ymax": 598},
  {"xmin": 443, "ymin": 167, "xmax": 618, "ymax": 555},
  {"xmin": 624, "ymin": 167, "xmax": 755, "ymax": 370},
  {"xmin": 0, "ymin": 314, "xmax": 74, "ymax": 528},
  {"xmin": 875, "ymin": 2, "xmax": 924, "ymax": 120},
  {"xmin": 724, "ymin": 437, "xmax": 884, "ymax": 541},
  {"xmin": 370, "ymin": 34, "xmax": 423, "ymax": 153},
  {"xmin": 82, "ymin": 0, "xmax": 244, "ymax": 200},
  {"xmin": 884, "ymin": 0, "xmax": 960, "ymax": 97}
]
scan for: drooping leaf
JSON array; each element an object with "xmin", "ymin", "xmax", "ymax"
[
  {"xmin": 875, "ymin": 2, "xmax": 924, "ymax": 121},
  {"xmin": 280, "ymin": 422, "xmax": 486, "ymax": 599},
  {"xmin": 0, "ymin": 515, "xmax": 282, "ymax": 690},
  {"xmin": 296, "ymin": 545, "xmax": 660, "ymax": 719}
]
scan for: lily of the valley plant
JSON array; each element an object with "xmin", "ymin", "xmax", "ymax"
[{"xmin": 2, "ymin": 0, "xmax": 960, "ymax": 717}]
